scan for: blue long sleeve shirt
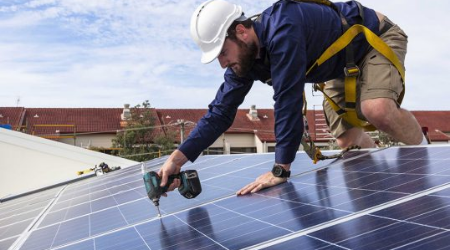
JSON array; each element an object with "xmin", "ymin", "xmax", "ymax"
[{"xmin": 179, "ymin": 0, "xmax": 381, "ymax": 164}]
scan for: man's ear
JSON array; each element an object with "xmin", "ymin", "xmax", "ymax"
[{"xmin": 235, "ymin": 24, "xmax": 248, "ymax": 41}]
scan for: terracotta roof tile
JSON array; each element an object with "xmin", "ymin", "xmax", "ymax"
[
  {"xmin": 23, "ymin": 108, "xmax": 164, "ymax": 137},
  {"xmin": 0, "ymin": 107, "xmax": 25, "ymax": 130},
  {"xmin": 412, "ymin": 111, "xmax": 450, "ymax": 142},
  {"xmin": 2, "ymin": 106, "xmax": 448, "ymax": 144}
]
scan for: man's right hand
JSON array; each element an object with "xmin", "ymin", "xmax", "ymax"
[{"xmin": 157, "ymin": 150, "xmax": 188, "ymax": 196}]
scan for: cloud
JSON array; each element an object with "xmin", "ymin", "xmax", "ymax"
[{"xmin": 0, "ymin": 0, "xmax": 449, "ymax": 110}]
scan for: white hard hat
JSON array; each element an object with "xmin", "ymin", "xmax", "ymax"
[{"xmin": 190, "ymin": 0, "xmax": 243, "ymax": 64}]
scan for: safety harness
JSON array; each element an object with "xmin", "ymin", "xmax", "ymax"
[
  {"xmin": 267, "ymin": 0, "xmax": 406, "ymax": 163},
  {"xmin": 299, "ymin": 0, "xmax": 406, "ymax": 130}
]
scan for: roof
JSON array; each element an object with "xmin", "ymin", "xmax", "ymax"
[
  {"xmin": 0, "ymin": 107, "xmax": 25, "ymax": 130},
  {"xmin": 25, "ymin": 108, "xmax": 124, "ymax": 135},
  {"xmin": 412, "ymin": 111, "xmax": 450, "ymax": 141},
  {"xmin": 1, "ymin": 106, "xmax": 449, "ymax": 143},
  {"xmin": 156, "ymin": 108, "xmax": 331, "ymax": 143}
]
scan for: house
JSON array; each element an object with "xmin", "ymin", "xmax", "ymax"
[{"xmin": 1, "ymin": 106, "xmax": 449, "ymax": 155}]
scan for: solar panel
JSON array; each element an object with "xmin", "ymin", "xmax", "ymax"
[
  {"xmin": 3, "ymin": 145, "xmax": 450, "ymax": 249},
  {"xmin": 0, "ymin": 187, "xmax": 62, "ymax": 250}
]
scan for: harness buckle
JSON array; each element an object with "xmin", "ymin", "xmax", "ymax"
[{"xmin": 344, "ymin": 65, "xmax": 360, "ymax": 77}]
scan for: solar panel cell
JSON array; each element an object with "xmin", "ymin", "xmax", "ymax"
[
  {"xmin": 0, "ymin": 236, "xmax": 18, "ymax": 250},
  {"xmin": 95, "ymin": 227, "xmax": 149, "ymax": 250},
  {"xmin": 20, "ymin": 223, "xmax": 59, "ymax": 250},
  {"xmin": 65, "ymin": 202, "xmax": 91, "ymax": 219},
  {"xmin": 56, "ymin": 239, "xmax": 95, "ymax": 250},
  {"xmin": 39, "ymin": 209, "xmax": 67, "ymax": 228},
  {"xmin": 262, "ymin": 235, "xmax": 340, "ymax": 250},
  {"xmin": 90, "ymin": 196, "xmax": 117, "ymax": 213},
  {"xmin": 90, "ymin": 207, "xmax": 127, "ymax": 236},
  {"xmin": 0, "ymin": 219, "xmax": 33, "ymax": 239},
  {"xmin": 52, "ymin": 216, "xmax": 89, "ymax": 247},
  {"xmin": 119, "ymin": 199, "xmax": 155, "ymax": 224},
  {"xmin": 335, "ymin": 221, "xmax": 442, "ymax": 249}
]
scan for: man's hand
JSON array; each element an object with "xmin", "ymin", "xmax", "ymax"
[
  {"xmin": 158, "ymin": 150, "xmax": 188, "ymax": 197},
  {"xmin": 236, "ymin": 171, "xmax": 287, "ymax": 196}
]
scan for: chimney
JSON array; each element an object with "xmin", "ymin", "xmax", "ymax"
[
  {"xmin": 121, "ymin": 104, "xmax": 131, "ymax": 120},
  {"xmin": 247, "ymin": 105, "xmax": 260, "ymax": 121},
  {"xmin": 120, "ymin": 104, "xmax": 132, "ymax": 127}
]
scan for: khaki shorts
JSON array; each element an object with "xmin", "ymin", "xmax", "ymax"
[{"xmin": 323, "ymin": 17, "xmax": 408, "ymax": 138}]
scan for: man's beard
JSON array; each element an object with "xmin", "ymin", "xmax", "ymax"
[{"xmin": 230, "ymin": 39, "xmax": 258, "ymax": 77}]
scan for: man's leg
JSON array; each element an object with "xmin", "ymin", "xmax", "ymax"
[
  {"xmin": 357, "ymin": 18, "xmax": 423, "ymax": 145},
  {"xmin": 361, "ymin": 98, "xmax": 423, "ymax": 145},
  {"xmin": 322, "ymin": 81, "xmax": 376, "ymax": 149},
  {"xmin": 335, "ymin": 127, "xmax": 375, "ymax": 148}
]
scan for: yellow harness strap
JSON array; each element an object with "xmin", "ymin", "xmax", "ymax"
[{"xmin": 307, "ymin": 24, "xmax": 406, "ymax": 131}]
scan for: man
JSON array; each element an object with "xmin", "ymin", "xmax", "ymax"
[{"xmin": 158, "ymin": 0, "xmax": 426, "ymax": 196}]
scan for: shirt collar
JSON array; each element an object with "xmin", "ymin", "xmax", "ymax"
[{"xmin": 252, "ymin": 19, "xmax": 266, "ymax": 60}]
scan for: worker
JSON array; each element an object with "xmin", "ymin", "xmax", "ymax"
[{"xmin": 158, "ymin": 0, "xmax": 427, "ymax": 196}]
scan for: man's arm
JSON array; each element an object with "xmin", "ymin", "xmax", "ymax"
[
  {"xmin": 159, "ymin": 70, "xmax": 253, "ymax": 193},
  {"xmin": 237, "ymin": 6, "xmax": 307, "ymax": 195},
  {"xmin": 178, "ymin": 70, "xmax": 253, "ymax": 162}
]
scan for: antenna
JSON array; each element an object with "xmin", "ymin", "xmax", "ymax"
[{"xmin": 16, "ymin": 96, "xmax": 21, "ymax": 107}]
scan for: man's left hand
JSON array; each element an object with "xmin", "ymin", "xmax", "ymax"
[{"xmin": 236, "ymin": 171, "xmax": 287, "ymax": 195}]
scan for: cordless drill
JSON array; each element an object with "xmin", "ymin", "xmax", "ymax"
[{"xmin": 143, "ymin": 170, "xmax": 202, "ymax": 217}]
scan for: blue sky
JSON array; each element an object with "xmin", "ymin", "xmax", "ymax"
[{"xmin": 0, "ymin": 0, "xmax": 449, "ymax": 110}]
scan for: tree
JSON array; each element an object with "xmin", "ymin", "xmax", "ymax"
[
  {"xmin": 154, "ymin": 130, "xmax": 177, "ymax": 155},
  {"xmin": 111, "ymin": 100, "xmax": 173, "ymax": 162}
]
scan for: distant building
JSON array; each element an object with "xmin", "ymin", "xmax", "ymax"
[{"xmin": 1, "ymin": 106, "xmax": 449, "ymax": 155}]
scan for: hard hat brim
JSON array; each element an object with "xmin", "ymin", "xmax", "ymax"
[{"xmin": 200, "ymin": 40, "xmax": 224, "ymax": 64}]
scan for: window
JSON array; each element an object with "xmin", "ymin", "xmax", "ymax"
[
  {"xmin": 203, "ymin": 147, "xmax": 224, "ymax": 155},
  {"xmin": 231, "ymin": 147, "xmax": 256, "ymax": 154}
]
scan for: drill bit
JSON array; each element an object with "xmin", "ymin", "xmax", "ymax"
[
  {"xmin": 152, "ymin": 198, "xmax": 162, "ymax": 217},
  {"xmin": 156, "ymin": 206, "xmax": 161, "ymax": 217}
]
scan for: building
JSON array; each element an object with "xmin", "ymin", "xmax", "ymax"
[{"xmin": 0, "ymin": 106, "xmax": 449, "ymax": 155}]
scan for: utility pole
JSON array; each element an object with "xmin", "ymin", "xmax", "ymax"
[{"xmin": 178, "ymin": 119, "xmax": 185, "ymax": 144}]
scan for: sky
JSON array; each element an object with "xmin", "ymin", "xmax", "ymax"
[{"xmin": 0, "ymin": 0, "xmax": 449, "ymax": 110}]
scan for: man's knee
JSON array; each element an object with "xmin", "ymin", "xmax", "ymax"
[{"xmin": 361, "ymin": 98, "xmax": 398, "ymax": 131}]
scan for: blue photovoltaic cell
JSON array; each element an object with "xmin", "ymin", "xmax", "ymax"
[
  {"xmin": 52, "ymin": 216, "xmax": 90, "ymax": 247},
  {"xmin": 39, "ymin": 208, "xmax": 67, "ymax": 228},
  {"xmin": 373, "ymin": 195, "xmax": 450, "ymax": 222},
  {"xmin": 0, "ymin": 186, "xmax": 61, "ymax": 246},
  {"xmin": 306, "ymin": 215, "xmax": 443, "ymax": 250},
  {"xmin": 332, "ymin": 220, "xmax": 441, "ymax": 249},
  {"xmin": 0, "ymin": 219, "xmax": 34, "ymax": 239},
  {"xmin": 0, "ymin": 208, "xmax": 42, "ymax": 228},
  {"xmin": 0, "ymin": 236, "xmax": 18, "ymax": 250},
  {"xmin": 263, "ymin": 235, "xmax": 343, "ymax": 250},
  {"xmin": 94, "ymin": 227, "xmax": 149, "ymax": 250},
  {"xmin": 119, "ymin": 198, "xmax": 156, "ymax": 225},
  {"xmin": 89, "ymin": 207, "xmax": 127, "ymax": 236},
  {"xmin": 20, "ymin": 224, "xmax": 60, "ymax": 250},
  {"xmin": 90, "ymin": 196, "xmax": 117, "ymax": 212},
  {"xmin": 394, "ymin": 231, "xmax": 450, "ymax": 250},
  {"xmin": 64, "ymin": 202, "xmax": 91, "ymax": 219},
  {"xmin": 113, "ymin": 189, "xmax": 142, "ymax": 204},
  {"xmin": 57, "ymin": 239, "xmax": 95, "ymax": 250}
]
